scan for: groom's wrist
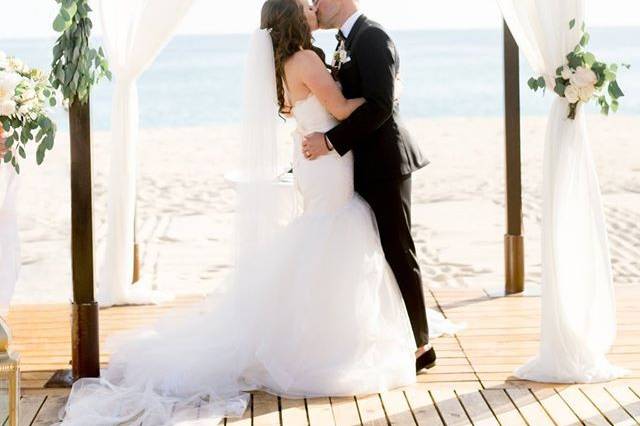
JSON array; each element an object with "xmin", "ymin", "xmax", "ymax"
[{"xmin": 324, "ymin": 134, "xmax": 334, "ymax": 151}]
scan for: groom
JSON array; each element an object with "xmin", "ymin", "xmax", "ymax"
[{"xmin": 302, "ymin": 0, "xmax": 435, "ymax": 371}]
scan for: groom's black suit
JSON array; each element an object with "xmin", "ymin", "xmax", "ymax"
[{"xmin": 326, "ymin": 15, "xmax": 430, "ymax": 348}]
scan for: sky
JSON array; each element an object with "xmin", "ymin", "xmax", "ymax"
[{"xmin": 1, "ymin": 0, "xmax": 639, "ymax": 40}]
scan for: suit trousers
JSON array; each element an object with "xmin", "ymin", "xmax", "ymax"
[{"xmin": 356, "ymin": 175, "xmax": 429, "ymax": 347}]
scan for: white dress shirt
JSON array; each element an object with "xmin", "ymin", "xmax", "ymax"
[
  {"xmin": 340, "ymin": 10, "xmax": 364, "ymax": 39},
  {"xmin": 324, "ymin": 10, "xmax": 364, "ymax": 152}
]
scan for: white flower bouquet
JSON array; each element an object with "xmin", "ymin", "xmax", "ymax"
[
  {"xmin": 0, "ymin": 51, "xmax": 58, "ymax": 173},
  {"xmin": 528, "ymin": 20, "xmax": 630, "ymax": 120}
]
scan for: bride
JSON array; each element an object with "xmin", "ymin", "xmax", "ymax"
[{"xmin": 60, "ymin": 0, "xmax": 459, "ymax": 424}]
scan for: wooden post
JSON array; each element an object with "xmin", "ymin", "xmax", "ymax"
[
  {"xmin": 503, "ymin": 21, "xmax": 525, "ymax": 295},
  {"xmin": 46, "ymin": 97, "xmax": 100, "ymax": 387}
]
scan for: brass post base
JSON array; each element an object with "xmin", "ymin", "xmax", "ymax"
[
  {"xmin": 133, "ymin": 242, "xmax": 140, "ymax": 283},
  {"xmin": 504, "ymin": 234, "xmax": 524, "ymax": 294}
]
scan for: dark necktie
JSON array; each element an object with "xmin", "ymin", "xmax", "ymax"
[{"xmin": 331, "ymin": 31, "xmax": 347, "ymax": 80}]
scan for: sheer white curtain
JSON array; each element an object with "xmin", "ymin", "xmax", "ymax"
[
  {"xmin": 98, "ymin": 0, "xmax": 194, "ymax": 307},
  {"xmin": 497, "ymin": 0, "xmax": 626, "ymax": 382},
  {"xmin": 0, "ymin": 165, "xmax": 19, "ymax": 315}
]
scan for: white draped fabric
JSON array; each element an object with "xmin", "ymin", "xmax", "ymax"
[
  {"xmin": 0, "ymin": 164, "xmax": 19, "ymax": 315},
  {"xmin": 497, "ymin": 0, "xmax": 626, "ymax": 382},
  {"xmin": 98, "ymin": 0, "xmax": 194, "ymax": 307}
]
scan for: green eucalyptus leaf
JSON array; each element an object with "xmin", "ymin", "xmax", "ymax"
[
  {"xmin": 567, "ymin": 52, "xmax": 582, "ymax": 69},
  {"xmin": 608, "ymin": 80, "xmax": 624, "ymax": 98},
  {"xmin": 36, "ymin": 142, "xmax": 46, "ymax": 165},
  {"xmin": 584, "ymin": 52, "xmax": 596, "ymax": 66},
  {"xmin": 53, "ymin": 14, "xmax": 68, "ymax": 32},
  {"xmin": 611, "ymin": 99, "xmax": 619, "ymax": 112},
  {"xmin": 569, "ymin": 19, "xmax": 576, "ymax": 29},
  {"xmin": 604, "ymin": 69, "xmax": 616, "ymax": 81},
  {"xmin": 65, "ymin": 2, "xmax": 78, "ymax": 18}
]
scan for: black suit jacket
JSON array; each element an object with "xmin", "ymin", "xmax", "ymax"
[{"xmin": 326, "ymin": 15, "xmax": 429, "ymax": 187}]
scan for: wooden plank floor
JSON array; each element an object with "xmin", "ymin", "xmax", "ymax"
[{"xmin": 6, "ymin": 286, "xmax": 640, "ymax": 425}]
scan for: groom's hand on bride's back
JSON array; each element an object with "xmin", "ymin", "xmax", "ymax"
[{"xmin": 302, "ymin": 132, "xmax": 331, "ymax": 160}]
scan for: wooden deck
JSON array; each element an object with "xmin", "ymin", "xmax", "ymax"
[{"xmin": 6, "ymin": 286, "xmax": 640, "ymax": 425}]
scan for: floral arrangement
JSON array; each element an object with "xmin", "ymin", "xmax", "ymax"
[
  {"xmin": 528, "ymin": 20, "xmax": 630, "ymax": 119},
  {"xmin": 0, "ymin": 52, "xmax": 57, "ymax": 173}
]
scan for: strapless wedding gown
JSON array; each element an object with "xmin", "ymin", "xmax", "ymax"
[{"xmin": 60, "ymin": 96, "xmax": 442, "ymax": 425}]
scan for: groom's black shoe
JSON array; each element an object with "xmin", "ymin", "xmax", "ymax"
[{"xmin": 416, "ymin": 345, "xmax": 436, "ymax": 372}]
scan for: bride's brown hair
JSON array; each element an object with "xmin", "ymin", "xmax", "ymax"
[{"xmin": 261, "ymin": 0, "xmax": 324, "ymax": 115}]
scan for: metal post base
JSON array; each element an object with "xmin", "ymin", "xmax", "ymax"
[
  {"xmin": 72, "ymin": 301, "xmax": 100, "ymax": 379},
  {"xmin": 504, "ymin": 234, "xmax": 525, "ymax": 294},
  {"xmin": 44, "ymin": 369, "xmax": 73, "ymax": 388},
  {"xmin": 45, "ymin": 302, "xmax": 100, "ymax": 388}
]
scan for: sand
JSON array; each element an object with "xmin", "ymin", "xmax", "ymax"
[{"xmin": 4, "ymin": 114, "xmax": 640, "ymax": 304}]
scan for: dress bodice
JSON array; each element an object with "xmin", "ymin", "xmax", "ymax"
[
  {"xmin": 289, "ymin": 95, "xmax": 354, "ymax": 214},
  {"xmin": 290, "ymin": 94, "xmax": 338, "ymax": 134}
]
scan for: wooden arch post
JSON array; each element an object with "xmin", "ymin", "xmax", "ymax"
[
  {"xmin": 502, "ymin": 20, "xmax": 525, "ymax": 294},
  {"xmin": 46, "ymin": 98, "xmax": 100, "ymax": 387}
]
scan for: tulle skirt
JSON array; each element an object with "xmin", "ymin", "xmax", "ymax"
[{"xmin": 60, "ymin": 195, "xmax": 417, "ymax": 425}]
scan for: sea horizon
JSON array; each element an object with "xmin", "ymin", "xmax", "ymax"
[{"xmin": 2, "ymin": 26, "xmax": 639, "ymax": 130}]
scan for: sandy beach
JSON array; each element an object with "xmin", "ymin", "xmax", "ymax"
[{"xmin": 7, "ymin": 114, "xmax": 640, "ymax": 304}]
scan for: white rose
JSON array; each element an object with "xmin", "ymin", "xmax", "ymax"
[
  {"xmin": 0, "ymin": 71, "xmax": 21, "ymax": 102},
  {"xmin": 18, "ymin": 99, "xmax": 37, "ymax": 116},
  {"xmin": 564, "ymin": 84, "xmax": 580, "ymax": 103},
  {"xmin": 0, "ymin": 100, "xmax": 17, "ymax": 116},
  {"xmin": 20, "ymin": 88, "xmax": 37, "ymax": 102},
  {"xmin": 7, "ymin": 57, "xmax": 24, "ymax": 73},
  {"xmin": 561, "ymin": 65, "xmax": 573, "ymax": 80},
  {"xmin": 570, "ymin": 66, "xmax": 597, "ymax": 88},
  {"xmin": 578, "ymin": 85, "xmax": 595, "ymax": 102}
]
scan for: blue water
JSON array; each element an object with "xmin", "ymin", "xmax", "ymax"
[{"xmin": 2, "ymin": 27, "xmax": 639, "ymax": 130}]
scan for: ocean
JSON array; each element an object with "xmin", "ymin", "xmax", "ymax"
[{"xmin": 2, "ymin": 27, "xmax": 639, "ymax": 130}]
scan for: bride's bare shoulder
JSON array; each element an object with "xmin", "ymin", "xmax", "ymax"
[{"xmin": 285, "ymin": 49, "xmax": 324, "ymax": 72}]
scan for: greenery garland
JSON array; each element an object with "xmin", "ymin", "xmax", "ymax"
[{"xmin": 50, "ymin": 0, "xmax": 111, "ymax": 105}]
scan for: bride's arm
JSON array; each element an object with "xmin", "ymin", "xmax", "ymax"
[{"xmin": 292, "ymin": 50, "xmax": 364, "ymax": 121}]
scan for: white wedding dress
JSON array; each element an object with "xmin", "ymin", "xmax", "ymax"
[
  {"xmin": 59, "ymin": 94, "xmax": 435, "ymax": 425},
  {"xmin": 60, "ymin": 29, "xmax": 463, "ymax": 425}
]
